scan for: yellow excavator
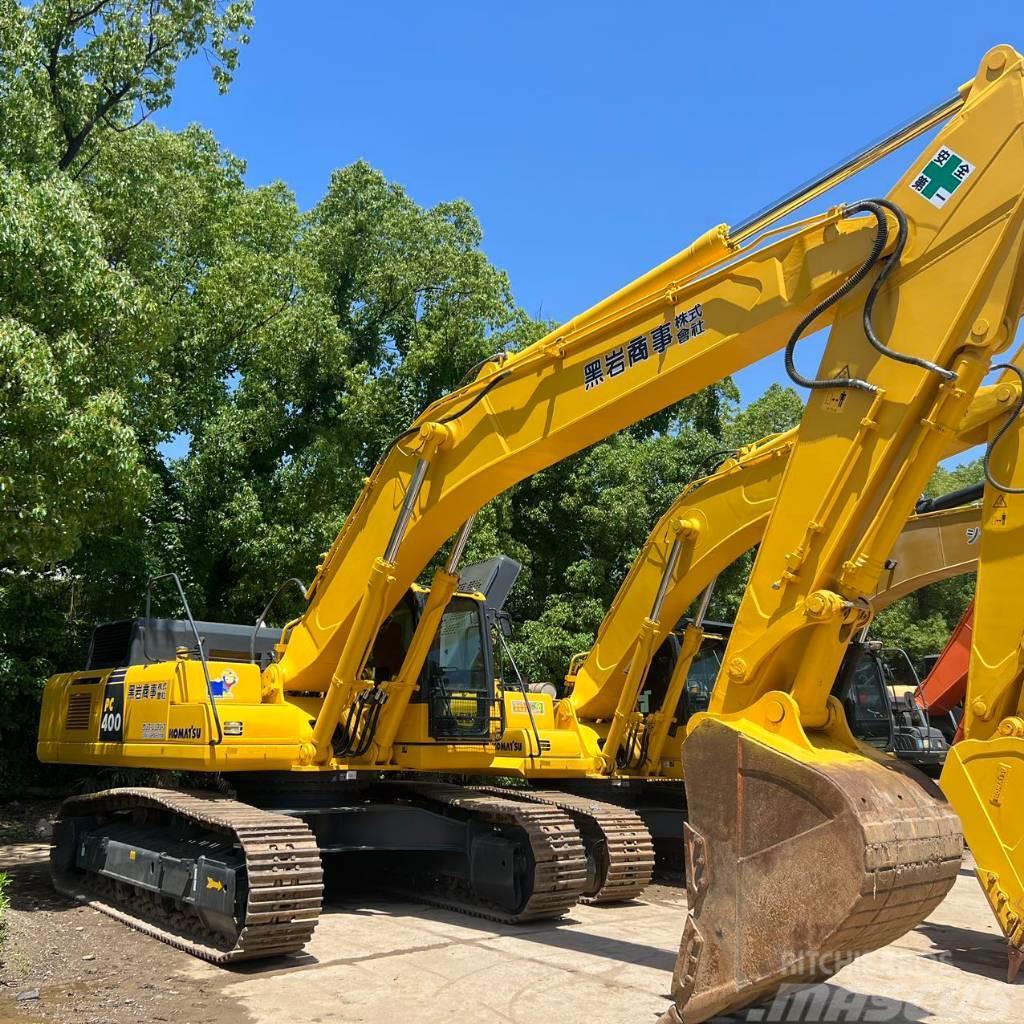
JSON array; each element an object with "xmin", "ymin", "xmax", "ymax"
[
  {"xmin": 938, "ymin": 392, "xmax": 1024, "ymax": 984},
  {"xmin": 574, "ymin": 410, "xmax": 1024, "ymax": 991},
  {"xmin": 512, "ymin": 404, "xmax": 990, "ymax": 892},
  {"xmin": 559, "ymin": 419, "xmax": 992, "ymax": 781},
  {"xmin": 569, "ymin": 467, "xmax": 987, "ymax": 782},
  {"xmin": 36, "ymin": 44, "xmax": 1024, "ymax": 1021}
]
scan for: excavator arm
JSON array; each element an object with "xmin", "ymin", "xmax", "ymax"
[
  {"xmin": 871, "ymin": 500, "xmax": 981, "ymax": 611},
  {"xmin": 669, "ymin": 45, "xmax": 1024, "ymax": 1023},
  {"xmin": 566, "ymin": 380, "xmax": 1012, "ymax": 758}
]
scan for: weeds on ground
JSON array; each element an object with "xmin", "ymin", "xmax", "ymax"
[{"xmin": 0, "ymin": 871, "xmax": 10, "ymax": 945}]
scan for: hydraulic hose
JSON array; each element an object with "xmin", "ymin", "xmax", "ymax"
[
  {"xmin": 385, "ymin": 366, "xmax": 512, "ymax": 456},
  {"xmin": 983, "ymin": 362, "xmax": 1024, "ymax": 494},
  {"xmin": 855, "ymin": 200, "xmax": 956, "ymax": 381},
  {"xmin": 914, "ymin": 481, "xmax": 984, "ymax": 514},
  {"xmin": 785, "ymin": 199, "xmax": 956, "ymax": 393}
]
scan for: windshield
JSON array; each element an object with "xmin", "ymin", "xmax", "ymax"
[
  {"xmin": 368, "ymin": 602, "xmax": 415, "ymax": 682},
  {"xmin": 685, "ymin": 645, "xmax": 723, "ymax": 719},
  {"xmin": 845, "ymin": 654, "xmax": 892, "ymax": 749},
  {"xmin": 426, "ymin": 597, "xmax": 487, "ymax": 692}
]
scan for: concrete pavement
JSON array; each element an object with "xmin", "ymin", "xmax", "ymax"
[{"xmin": 175, "ymin": 857, "xmax": 1019, "ymax": 1024}]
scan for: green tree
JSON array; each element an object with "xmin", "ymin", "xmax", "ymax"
[
  {"xmin": 503, "ymin": 398, "xmax": 738, "ymax": 684},
  {"xmin": 5, "ymin": 0, "xmax": 252, "ymax": 173},
  {"xmin": 0, "ymin": 169, "xmax": 155, "ymax": 566},
  {"xmin": 172, "ymin": 161, "xmax": 528, "ymax": 620},
  {"xmin": 723, "ymin": 382, "xmax": 803, "ymax": 447},
  {"xmin": 0, "ymin": 0, "xmax": 254, "ymax": 789},
  {"xmin": 0, "ymin": 1, "xmax": 254, "ymax": 570}
]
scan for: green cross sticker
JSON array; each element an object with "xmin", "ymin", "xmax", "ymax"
[{"xmin": 909, "ymin": 148, "xmax": 974, "ymax": 207}]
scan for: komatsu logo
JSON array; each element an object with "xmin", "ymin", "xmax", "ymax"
[
  {"xmin": 169, "ymin": 725, "xmax": 202, "ymax": 740},
  {"xmin": 910, "ymin": 148, "xmax": 973, "ymax": 207}
]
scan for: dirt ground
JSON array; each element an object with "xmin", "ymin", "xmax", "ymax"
[
  {"xmin": 0, "ymin": 799, "xmax": 1018, "ymax": 1024},
  {"xmin": 0, "ymin": 799, "xmax": 242, "ymax": 1024}
]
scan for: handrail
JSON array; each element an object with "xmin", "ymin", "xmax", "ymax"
[
  {"xmin": 143, "ymin": 573, "xmax": 223, "ymax": 746},
  {"xmin": 250, "ymin": 577, "xmax": 308, "ymax": 664}
]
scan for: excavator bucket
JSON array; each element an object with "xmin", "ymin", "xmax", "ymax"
[
  {"xmin": 663, "ymin": 715, "xmax": 963, "ymax": 1023},
  {"xmin": 940, "ymin": 736, "xmax": 1024, "ymax": 983}
]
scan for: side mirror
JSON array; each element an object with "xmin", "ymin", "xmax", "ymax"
[{"xmin": 497, "ymin": 610, "xmax": 514, "ymax": 639}]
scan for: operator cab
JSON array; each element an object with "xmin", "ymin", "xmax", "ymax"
[
  {"xmin": 368, "ymin": 556, "xmax": 521, "ymax": 742},
  {"xmin": 832, "ymin": 641, "xmax": 948, "ymax": 775},
  {"xmin": 637, "ymin": 622, "xmax": 949, "ymax": 775},
  {"xmin": 640, "ymin": 622, "xmax": 731, "ymax": 730}
]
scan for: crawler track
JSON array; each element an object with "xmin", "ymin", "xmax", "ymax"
[
  {"xmin": 475, "ymin": 786, "xmax": 655, "ymax": 902},
  {"xmin": 51, "ymin": 788, "xmax": 323, "ymax": 963},
  {"xmin": 396, "ymin": 783, "xmax": 589, "ymax": 922}
]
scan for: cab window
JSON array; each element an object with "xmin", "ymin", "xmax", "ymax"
[{"xmin": 426, "ymin": 597, "xmax": 488, "ymax": 692}]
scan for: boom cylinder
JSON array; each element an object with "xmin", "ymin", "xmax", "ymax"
[
  {"xmin": 368, "ymin": 516, "xmax": 476, "ymax": 763},
  {"xmin": 310, "ymin": 557, "xmax": 395, "ymax": 760},
  {"xmin": 643, "ymin": 577, "xmax": 717, "ymax": 774}
]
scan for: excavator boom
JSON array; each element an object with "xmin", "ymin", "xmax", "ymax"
[
  {"xmin": 568, "ymin": 386, "xmax": 1013, "ymax": 727},
  {"xmin": 277, "ymin": 211, "xmax": 894, "ymax": 755}
]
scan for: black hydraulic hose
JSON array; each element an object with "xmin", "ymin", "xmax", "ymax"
[
  {"xmin": 336, "ymin": 695, "xmax": 361, "ymax": 757},
  {"xmin": 983, "ymin": 362, "xmax": 1024, "ymax": 494},
  {"xmin": 384, "ymin": 368, "xmax": 512, "ymax": 456},
  {"xmin": 784, "ymin": 202, "xmax": 889, "ymax": 393},
  {"xmin": 353, "ymin": 690, "xmax": 386, "ymax": 757},
  {"xmin": 914, "ymin": 481, "xmax": 985, "ymax": 514},
  {"xmin": 637, "ymin": 726, "xmax": 651, "ymax": 770},
  {"xmin": 856, "ymin": 200, "xmax": 956, "ymax": 382},
  {"xmin": 457, "ymin": 351, "xmax": 507, "ymax": 388},
  {"xmin": 785, "ymin": 199, "xmax": 956, "ymax": 394},
  {"xmin": 619, "ymin": 720, "xmax": 651, "ymax": 772},
  {"xmin": 350, "ymin": 707, "xmax": 371, "ymax": 758},
  {"xmin": 616, "ymin": 724, "xmax": 636, "ymax": 770}
]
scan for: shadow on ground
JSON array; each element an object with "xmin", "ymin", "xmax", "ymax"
[
  {"xmin": 0, "ymin": 852, "xmax": 68, "ymax": 915},
  {"xmin": 918, "ymin": 920, "xmax": 1011, "ymax": 983}
]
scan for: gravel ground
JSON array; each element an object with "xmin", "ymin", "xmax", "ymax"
[{"xmin": 0, "ymin": 801, "xmax": 247, "ymax": 1024}]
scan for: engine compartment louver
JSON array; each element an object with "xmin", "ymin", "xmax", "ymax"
[{"xmin": 65, "ymin": 693, "xmax": 93, "ymax": 731}]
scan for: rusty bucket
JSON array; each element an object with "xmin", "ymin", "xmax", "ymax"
[{"xmin": 662, "ymin": 716, "xmax": 963, "ymax": 1022}]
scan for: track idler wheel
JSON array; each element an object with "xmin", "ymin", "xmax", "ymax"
[{"xmin": 663, "ymin": 697, "xmax": 963, "ymax": 1023}]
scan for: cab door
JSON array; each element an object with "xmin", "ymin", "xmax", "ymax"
[{"xmin": 424, "ymin": 597, "xmax": 496, "ymax": 740}]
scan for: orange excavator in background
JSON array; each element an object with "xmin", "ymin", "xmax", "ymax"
[{"xmin": 916, "ymin": 600, "xmax": 975, "ymax": 737}]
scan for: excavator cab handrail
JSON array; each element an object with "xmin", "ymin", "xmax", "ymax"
[
  {"xmin": 143, "ymin": 572, "xmax": 223, "ymax": 746},
  {"xmin": 250, "ymin": 576, "xmax": 308, "ymax": 664}
]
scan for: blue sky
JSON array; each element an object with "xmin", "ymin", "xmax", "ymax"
[{"xmin": 156, "ymin": 2, "xmax": 1023, "ymax": 459}]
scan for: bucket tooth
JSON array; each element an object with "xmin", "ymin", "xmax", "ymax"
[
  {"xmin": 667, "ymin": 717, "xmax": 963, "ymax": 1023},
  {"xmin": 1009, "ymin": 943, "xmax": 1023, "ymax": 984}
]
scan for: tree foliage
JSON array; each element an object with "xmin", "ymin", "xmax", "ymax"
[
  {"xmin": 8, "ymin": 0, "xmax": 252, "ymax": 172},
  {"xmin": 0, "ymin": 0, "xmax": 253, "ymax": 788},
  {"xmin": 0, "ymin": 2, "xmax": 981, "ymax": 793}
]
